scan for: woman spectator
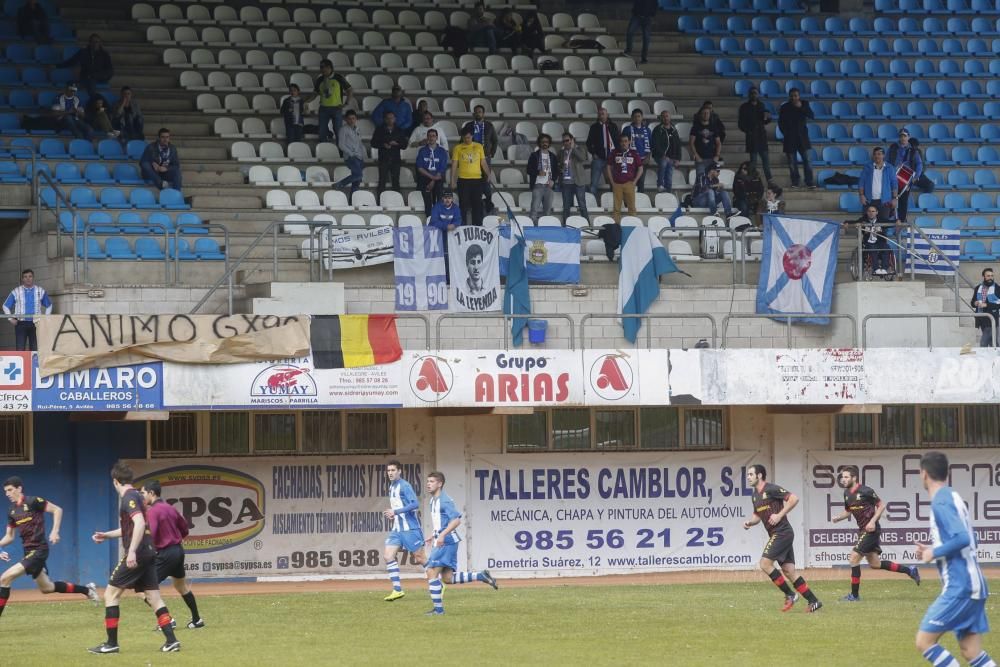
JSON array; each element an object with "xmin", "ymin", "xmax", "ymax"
[
  {"xmin": 86, "ymin": 96, "xmax": 117, "ymax": 138},
  {"xmin": 497, "ymin": 11, "xmax": 523, "ymax": 52},
  {"xmin": 521, "ymin": 13, "xmax": 546, "ymax": 55}
]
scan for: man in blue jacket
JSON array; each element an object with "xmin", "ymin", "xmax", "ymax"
[
  {"xmin": 859, "ymin": 147, "xmax": 897, "ymax": 221},
  {"xmin": 429, "ymin": 192, "xmax": 462, "ymax": 284},
  {"xmin": 416, "ymin": 129, "xmax": 449, "ymax": 218},
  {"xmin": 371, "ymin": 86, "xmax": 413, "ymax": 133},
  {"xmin": 140, "ymin": 128, "xmax": 181, "ymax": 191},
  {"xmin": 887, "ymin": 128, "xmax": 922, "ymax": 225}
]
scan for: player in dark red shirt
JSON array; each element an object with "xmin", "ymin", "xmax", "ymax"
[
  {"xmin": 88, "ymin": 462, "xmax": 181, "ymax": 655},
  {"xmin": 0, "ymin": 476, "xmax": 98, "ymax": 619},
  {"xmin": 831, "ymin": 465, "xmax": 921, "ymax": 601},
  {"xmin": 743, "ymin": 464, "xmax": 823, "ymax": 613}
]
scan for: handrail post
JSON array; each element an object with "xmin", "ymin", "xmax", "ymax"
[{"xmin": 272, "ymin": 224, "xmax": 279, "ymax": 281}]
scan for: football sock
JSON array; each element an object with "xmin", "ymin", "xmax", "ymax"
[
  {"xmin": 428, "ymin": 578, "xmax": 443, "ymax": 613},
  {"xmin": 880, "ymin": 560, "xmax": 913, "ymax": 576},
  {"xmin": 0, "ymin": 586, "xmax": 10, "ymax": 617},
  {"xmin": 970, "ymin": 651, "xmax": 996, "ymax": 667},
  {"xmin": 850, "ymin": 565, "xmax": 861, "ymax": 597},
  {"xmin": 792, "ymin": 576, "xmax": 819, "ymax": 604},
  {"xmin": 387, "ymin": 559, "xmax": 402, "ymax": 592},
  {"xmin": 454, "ymin": 571, "xmax": 480, "ymax": 584},
  {"xmin": 923, "ymin": 644, "xmax": 959, "ymax": 667},
  {"xmin": 105, "ymin": 605, "xmax": 120, "ymax": 645},
  {"xmin": 768, "ymin": 569, "xmax": 795, "ymax": 596},
  {"xmin": 53, "ymin": 581, "xmax": 89, "ymax": 596},
  {"xmin": 156, "ymin": 606, "xmax": 177, "ymax": 643},
  {"xmin": 182, "ymin": 591, "xmax": 200, "ymax": 622}
]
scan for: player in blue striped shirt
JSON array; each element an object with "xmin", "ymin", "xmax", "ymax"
[
  {"xmin": 915, "ymin": 451, "xmax": 994, "ymax": 667},
  {"xmin": 382, "ymin": 460, "xmax": 425, "ymax": 601},
  {"xmin": 423, "ymin": 471, "xmax": 497, "ymax": 615}
]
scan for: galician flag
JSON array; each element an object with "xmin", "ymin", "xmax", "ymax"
[{"xmin": 618, "ymin": 225, "xmax": 682, "ymax": 343}]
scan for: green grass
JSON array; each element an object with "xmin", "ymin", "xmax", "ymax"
[{"xmin": 2, "ymin": 580, "xmax": 996, "ymax": 666}]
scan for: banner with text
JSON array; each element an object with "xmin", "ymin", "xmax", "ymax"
[
  {"xmin": 128, "ymin": 456, "xmax": 425, "ymax": 578},
  {"xmin": 449, "ymin": 225, "xmax": 501, "ymax": 312},
  {"xmin": 0, "ymin": 352, "xmax": 32, "ymax": 412},
  {"xmin": 394, "ymin": 225, "xmax": 448, "ymax": 312},
  {"xmin": 804, "ymin": 450, "xmax": 1000, "ymax": 567},
  {"xmin": 33, "ymin": 356, "xmax": 162, "ymax": 411},
  {"xmin": 324, "ymin": 226, "xmax": 394, "ymax": 271},
  {"xmin": 467, "ymin": 452, "xmax": 761, "ymax": 576}
]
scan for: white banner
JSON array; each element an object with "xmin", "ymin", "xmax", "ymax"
[
  {"xmin": 804, "ymin": 450, "xmax": 1000, "ymax": 567},
  {"xmin": 324, "ymin": 226, "xmax": 394, "ymax": 270},
  {"xmin": 393, "ymin": 226, "xmax": 448, "ymax": 311},
  {"xmin": 449, "ymin": 225, "xmax": 501, "ymax": 312},
  {"xmin": 0, "ymin": 352, "xmax": 32, "ymax": 412},
  {"xmin": 903, "ymin": 227, "xmax": 960, "ymax": 276},
  {"xmin": 467, "ymin": 452, "xmax": 761, "ymax": 576},
  {"xmin": 128, "ymin": 456, "xmax": 426, "ymax": 577}
]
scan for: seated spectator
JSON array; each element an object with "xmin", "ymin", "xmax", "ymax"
[
  {"xmin": 429, "ymin": 191, "xmax": 462, "ymax": 283},
  {"xmin": 416, "ymin": 129, "xmax": 449, "ymax": 218},
  {"xmin": 651, "ymin": 110, "xmax": 681, "ymax": 193},
  {"xmin": 605, "ymin": 134, "xmax": 643, "ymax": 224},
  {"xmin": 732, "ymin": 162, "xmax": 764, "ymax": 216},
  {"xmin": 520, "ymin": 12, "xmax": 545, "ymax": 55},
  {"xmin": 17, "ymin": 0, "xmax": 50, "ymax": 42},
  {"xmin": 558, "ymin": 133, "xmax": 589, "ymax": 224},
  {"xmin": 372, "ymin": 111, "xmax": 406, "ymax": 197},
  {"xmin": 845, "ymin": 203, "xmax": 892, "ymax": 277},
  {"xmin": 621, "ymin": 109, "xmax": 652, "ymax": 193},
  {"xmin": 527, "ymin": 134, "xmax": 557, "ymax": 223},
  {"xmin": 280, "ymin": 84, "xmax": 305, "ymax": 144},
  {"xmin": 497, "ymin": 11, "xmax": 523, "ymax": 52},
  {"xmin": 758, "ymin": 183, "xmax": 785, "ymax": 215},
  {"xmin": 86, "ymin": 96, "xmax": 117, "ymax": 138},
  {"xmin": 468, "ymin": 3, "xmax": 498, "ymax": 54},
  {"xmin": 689, "ymin": 106, "xmax": 721, "ymax": 176},
  {"xmin": 972, "ymin": 268, "xmax": 1000, "ymax": 348},
  {"xmin": 409, "ymin": 112, "xmax": 449, "ymax": 152},
  {"xmin": 372, "ymin": 86, "xmax": 413, "ymax": 133},
  {"xmin": 333, "ymin": 110, "xmax": 364, "ymax": 195},
  {"xmin": 111, "ymin": 86, "xmax": 143, "ymax": 143},
  {"xmin": 60, "ymin": 34, "xmax": 114, "ymax": 97},
  {"xmin": 409, "ymin": 100, "xmax": 430, "ymax": 139},
  {"xmin": 140, "ymin": 127, "xmax": 182, "ymax": 191},
  {"xmin": 692, "ymin": 163, "xmax": 733, "ymax": 218},
  {"xmin": 51, "ymin": 83, "xmax": 93, "ymax": 140}
]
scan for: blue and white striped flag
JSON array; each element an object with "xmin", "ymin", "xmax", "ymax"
[
  {"xmin": 902, "ymin": 227, "xmax": 960, "ymax": 276},
  {"xmin": 618, "ymin": 225, "xmax": 681, "ymax": 343},
  {"xmin": 499, "ymin": 226, "xmax": 581, "ymax": 284},
  {"xmin": 393, "ymin": 225, "xmax": 448, "ymax": 311}
]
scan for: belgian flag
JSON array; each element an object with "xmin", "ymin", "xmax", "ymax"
[{"xmin": 310, "ymin": 315, "xmax": 402, "ymax": 369}]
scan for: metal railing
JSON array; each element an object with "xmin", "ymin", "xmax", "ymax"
[
  {"xmin": 174, "ymin": 223, "xmax": 232, "ymax": 313},
  {"xmin": 34, "ymin": 168, "xmax": 86, "ymax": 282},
  {"xmin": 721, "ymin": 313, "xmax": 859, "ymax": 348},
  {"xmin": 903, "ymin": 223, "xmax": 978, "ymax": 313},
  {"xmin": 579, "ymin": 313, "xmax": 718, "ymax": 349},
  {"xmin": 395, "ymin": 313, "xmax": 432, "ymax": 349},
  {"xmin": 861, "ymin": 313, "xmax": 996, "ymax": 348},
  {"xmin": 434, "ymin": 312, "xmax": 577, "ymax": 350}
]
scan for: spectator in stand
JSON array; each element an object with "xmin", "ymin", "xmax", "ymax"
[
  {"xmin": 451, "ymin": 128, "xmax": 491, "ymax": 227},
  {"xmin": 692, "ymin": 163, "xmax": 733, "ymax": 218},
  {"xmin": 700, "ymin": 100, "xmax": 727, "ymax": 144},
  {"xmin": 759, "ymin": 183, "xmax": 785, "ymax": 216},
  {"xmin": 333, "ymin": 110, "xmax": 364, "ymax": 195},
  {"xmin": 651, "ymin": 110, "xmax": 681, "ymax": 193},
  {"xmin": 16, "ymin": 0, "xmax": 49, "ymax": 42},
  {"xmin": 460, "ymin": 106, "xmax": 499, "ymax": 215},
  {"xmin": 887, "ymin": 128, "xmax": 922, "ymax": 225},
  {"xmin": 410, "ymin": 100, "xmax": 429, "ymax": 135},
  {"xmin": 416, "ymin": 129, "xmax": 449, "ymax": 218},
  {"xmin": 497, "ymin": 10, "xmax": 523, "ymax": 52},
  {"xmin": 621, "ymin": 109, "xmax": 652, "ymax": 194},
  {"xmin": 468, "ymin": 3, "xmax": 498, "ymax": 54},
  {"xmin": 409, "ymin": 112, "xmax": 449, "ymax": 152},
  {"xmin": 60, "ymin": 34, "xmax": 114, "ymax": 97},
  {"xmin": 845, "ymin": 203, "xmax": 893, "ymax": 277},
  {"xmin": 280, "ymin": 84, "xmax": 305, "ymax": 144},
  {"xmin": 625, "ymin": 0, "xmax": 657, "ymax": 64},
  {"xmin": 307, "ymin": 59, "xmax": 352, "ymax": 145},
  {"xmin": 972, "ymin": 268, "xmax": 1000, "ymax": 347},
  {"xmin": 372, "ymin": 86, "xmax": 413, "ymax": 133},
  {"xmin": 140, "ymin": 128, "xmax": 182, "ymax": 191},
  {"xmin": 520, "ymin": 12, "xmax": 545, "ymax": 55},
  {"xmin": 733, "ymin": 162, "xmax": 764, "ymax": 217},
  {"xmin": 51, "ymin": 83, "xmax": 93, "ymax": 140},
  {"xmin": 586, "ymin": 107, "xmax": 620, "ymax": 196},
  {"xmin": 778, "ymin": 88, "xmax": 816, "ymax": 189},
  {"xmin": 3, "ymin": 269, "xmax": 52, "ymax": 351},
  {"xmin": 738, "ymin": 87, "xmax": 773, "ymax": 183},
  {"xmin": 372, "ymin": 111, "xmax": 406, "ymax": 197},
  {"xmin": 859, "ymin": 146, "xmax": 897, "ymax": 221},
  {"xmin": 527, "ymin": 134, "xmax": 557, "ymax": 223},
  {"xmin": 558, "ymin": 132, "xmax": 590, "ymax": 224},
  {"xmin": 86, "ymin": 96, "xmax": 116, "ymax": 138},
  {"xmin": 429, "ymin": 191, "xmax": 462, "ymax": 283},
  {"xmin": 111, "ymin": 86, "xmax": 143, "ymax": 143},
  {"xmin": 689, "ymin": 106, "xmax": 721, "ymax": 176},
  {"xmin": 605, "ymin": 134, "xmax": 643, "ymax": 224}
]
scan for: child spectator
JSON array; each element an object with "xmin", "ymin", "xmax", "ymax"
[{"xmin": 280, "ymin": 84, "xmax": 305, "ymax": 144}]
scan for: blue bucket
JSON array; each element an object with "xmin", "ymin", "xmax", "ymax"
[{"xmin": 527, "ymin": 319, "xmax": 548, "ymax": 344}]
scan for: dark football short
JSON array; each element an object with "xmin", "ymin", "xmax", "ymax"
[
  {"xmin": 853, "ymin": 529, "xmax": 882, "ymax": 555},
  {"xmin": 762, "ymin": 531, "xmax": 795, "ymax": 564},
  {"xmin": 155, "ymin": 544, "xmax": 186, "ymax": 583},
  {"xmin": 108, "ymin": 546, "xmax": 158, "ymax": 592},
  {"xmin": 19, "ymin": 547, "xmax": 49, "ymax": 579}
]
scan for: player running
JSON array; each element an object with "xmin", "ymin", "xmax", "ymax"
[
  {"xmin": 382, "ymin": 460, "xmax": 425, "ymax": 601},
  {"xmin": 88, "ymin": 462, "xmax": 181, "ymax": 655},
  {"xmin": 742, "ymin": 464, "xmax": 822, "ymax": 613},
  {"xmin": 423, "ymin": 471, "xmax": 497, "ymax": 616},
  {"xmin": 914, "ymin": 451, "xmax": 994, "ymax": 667},
  {"xmin": 0, "ymin": 476, "xmax": 98, "ymax": 619},
  {"xmin": 140, "ymin": 480, "xmax": 204, "ymax": 630},
  {"xmin": 832, "ymin": 465, "xmax": 920, "ymax": 601}
]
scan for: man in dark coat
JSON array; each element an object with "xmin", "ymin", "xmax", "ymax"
[
  {"xmin": 738, "ymin": 87, "xmax": 773, "ymax": 183},
  {"xmin": 60, "ymin": 34, "xmax": 114, "ymax": 97},
  {"xmin": 777, "ymin": 88, "xmax": 815, "ymax": 189}
]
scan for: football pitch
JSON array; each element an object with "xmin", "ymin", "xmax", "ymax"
[{"xmin": 2, "ymin": 578, "xmax": 995, "ymax": 666}]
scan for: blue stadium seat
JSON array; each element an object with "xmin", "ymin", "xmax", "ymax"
[
  {"xmin": 929, "ymin": 101, "xmax": 957, "ymax": 120},
  {"xmin": 869, "ymin": 60, "xmax": 891, "ymax": 77},
  {"xmin": 952, "ymin": 124, "xmax": 977, "ymax": 143},
  {"xmin": 0, "ymin": 162, "xmax": 25, "ymax": 183},
  {"xmin": 740, "ymin": 59, "xmax": 764, "ymax": 77},
  {"xmin": 84, "ymin": 163, "xmax": 113, "ymax": 184},
  {"xmin": 68, "ymin": 138, "xmax": 97, "ymax": 159},
  {"xmin": 785, "ymin": 79, "xmax": 806, "ymax": 93},
  {"xmin": 960, "ymin": 240, "xmax": 990, "ymax": 261},
  {"xmin": 76, "ymin": 237, "xmax": 106, "ymax": 260},
  {"xmin": 946, "ymin": 0, "xmax": 972, "ymax": 13},
  {"xmin": 765, "ymin": 59, "xmax": 788, "ymax": 76},
  {"xmin": 677, "ymin": 16, "xmax": 699, "ymax": 32},
  {"xmin": 923, "ymin": 17, "xmax": 946, "ymax": 34},
  {"xmin": 851, "ymin": 124, "xmax": 875, "ymax": 142},
  {"xmin": 925, "ymin": 146, "xmax": 951, "ymax": 165},
  {"xmin": 715, "ymin": 59, "xmax": 738, "ymax": 76},
  {"xmin": 939, "ymin": 59, "xmax": 961, "ymax": 77},
  {"xmin": 5, "ymin": 44, "xmax": 34, "ymax": 64},
  {"xmin": 947, "ymin": 171, "xmax": 971, "ymax": 190},
  {"xmin": 847, "ymin": 146, "xmax": 868, "ymax": 164},
  {"xmin": 981, "ymin": 125, "xmax": 1000, "ymax": 143},
  {"xmin": 914, "ymin": 60, "xmax": 937, "ymax": 77},
  {"xmin": 776, "ymin": 17, "xmax": 798, "ymax": 34},
  {"xmin": 160, "ymin": 188, "xmax": 188, "ymax": 210},
  {"xmin": 744, "ymin": 37, "xmax": 765, "ymax": 54},
  {"xmin": 973, "ymin": 193, "xmax": 1000, "ymax": 213},
  {"xmin": 752, "ymin": 16, "xmax": 777, "ymax": 34},
  {"xmin": 795, "ymin": 38, "xmax": 818, "ymax": 55},
  {"xmin": 976, "ymin": 171, "xmax": 1000, "ymax": 190},
  {"xmin": 924, "ymin": 169, "xmax": 945, "ymax": 190},
  {"xmin": 893, "ymin": 39, "xmax": 917, "ymax": 56},
  {"xmin": 970, "ymin": 0, "xmax": 994, "ymax": 11},
  {"xmin": 970, "ymin": 17, "xmax": 994, "ymax": 34},
  {"xmin": 935, "ymin": 81, "xmax": 961, "ymax": 99},
  {"xmin": 86, "ymin": 211, "xmax": 117, "ymax": 234},
  {"xmin": 840, "ymin": 59, "xmax": 863, "ymax": 77},
  {"xmin": 147, "ymin": 212, "xmax": 174, "ymax": 233},
  {"xmin": 168, "ymin": 238, "xmax": 196, "ymax": 260},
  {"xmin": 939, "ymin": 216, "xmax": 963, "ymax": 231},
  {"xmin": 810, "ymin": 80, "xmax": 833, "ymax": 97},
  {"xmin": 734, "ymin": 80, "xmax": 755, "ymax": 97},
  {"xmin": 176, "ymin": 212, "xmax": 205, "ymax": 233},
  {"xmin": 928, "ymin": 124, "xmax": 952, "ymax": 142},
  {"xmin": 866, "ymin": 38, "xmax": 890, "ymax": 56},
  {"xmin": 946, "ymin": 18, "xmax": 972, "ymax": 36},
  {"xmin": 978, "ymin": 147, "xmax": 1000, "ymax": 165},
  {"xmin": 811, "ymin": 100, "xmax": 829, "ymax": 118},
  {"xmin": 700, "ymin": 16, "xmax": 722, "ymax": 33},
  {"xmin": 800, "ymin": 17, "xmax": 821, "ymax": 34},
  {"xmin": 827, "ymin": 123, "xmax": 849, "ymax": 142},
  {"xmin": 54, "ymin": 162, "xmax": 84, "ymax": 184},
  {"xmin": 39, "ymin": 138, "xmax": 67, "ymax": 158},
  {"xmin": 841, "ymin": 38, "xmax": 863, "ymax": 56},
  {"xmin": 130, "ymin": 188, "xmax": 158, "ymax": 209},
  {"xmin": 874, "ymin": 18, "xmax": 901, "ymax": 35},
  {"xmin": 875, "ymin": 0, "xmax": 898, "ymax": 11},
  {"xmin": 126, "ymin": 140, "xmax": 145, "ymax": 160},
  {"xmin": 877, "ymin": 124, "xmax": 899, "ymax": 142},
  {"xmin": 832, "ymin": 101, "xmax": 858, "ymax": 120},
  {"xmin": 918, "ymin": 193, "xmax": 942, "ymax": 211},
  {"xmin": 113, "ymin": 164, "xmax": 143, "ymax": 185},
  {"xmin": 21, "ymin": 67, "xmax": 48, "ymax": 87},
  {"xmin": 965, "ymin": 38, "xmax": 988, "ymax": 56},
  {"xmin": 824, "ymin": 17, "xmax": 849, "ymax": 35},
  {"xmin": 839, "ymin": 193, "xmax": 861, "ymax": 212},
  {"xmin": 920, "ymin": 39, "xmax": 945, "ymax": 56},
  {"xmin": 58, "ymin": 212, "xmax": 81, "ymax": 233},
  {"xmin": 100, "ymin": 187, "xmax": 129, "ymax": 209},
  {"xmin": 789, "ymin": 59, "xmax": 811, "ymax": 77},
  {"xmin": 135, "ymin": 237, "xmax": 166, "ymax": 260},
  {"xmin": 117, "ymin": 211, "xmax": 149, "ymax": 233},
  {"xmin": 96, "ymin": 139, "xmax": 124, "ymax": 160},
  {"xmin": 70, "ymin": 187, "xmax": 99, "ymax": 209},
  {"xmin": 967, "ymin": 216, "xmax": 993, "ymax": 236},
  {"xmin": 760, "ymin": 80, "xmax": 782, "ymax": 96},
  {"xmin": 8, "ymin": 90, "xmax": 33, "ymax": 108},
  {"xmin": 816, "ymin": 59, "xmax": 839, "ymax": 77},
  {"xmin": 104, "ymin": 237, "xmax": 135, "ymax": 260},
  {"xmin": 39, "ymin": 186, "xmax": 58, "ymax": 209},
  {"xmin": 905, "ymin": 101, "xmax": 928, "ymax": 119},
  {"xmin": 877, "ymin": 101, "xmax": 900, "ymax": 119},
  {"xmin": 945, "ymin": 193, "xmax": 972, "ymax": 212},
  {"xmin": 822, "ymin": 146, "xmax": 847, "ymax": 165},
  {"xmin": 923, "ymin": 0, "xmax": 945, "ymax": 13},
  {"xmin": 193, "ymin": 238, "xmax": 225, "ymax": 260},
  {"xmin": 912, "ymin": 216, "xmax": 936, "ymax": 229},
  {"xmin": 861, "ymin": 80, "xmax": 885, "ymax": 97},
  {"xmin": 695, "ymin": 37, "xmax": 717, "ymax": 54},
  {"xmin": 849, "ymin": 17, "xmax": 875, "ymax": 35},
  {"xmin": 835, "ymin": 80, "xmax": 860, "ymax": 98}
]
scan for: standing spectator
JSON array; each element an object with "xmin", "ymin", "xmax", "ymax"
[
  {"xmin": 585, "ymin": 107, "xmax": 620, "ymax": 196},
  {"xmin": 778, "ymin": 88, "xmax": 816, "ymax": 189},
  {"xmin": 859, "ymin": 146, "xmax": 897, "ymax": 221},
  {"xmin": 733, "ymin": 162, "xmax": 764, "ymax": 216},
  {"xmin": 468, "ymin": 3, "xmax": 498, "ymax": 54},
  {"xmin": 416, "ymin": 129, "xmax": 449, "ymax": 218},
  {"xmin": 16, "ymin": 0, "xmax": 49, "ymax": 42},
  {"xmin": 460, "ymin": 106, "xmax": 499, "ymax": 215},
  {"xmin": 429, "ymin": 191, "xmax": 462, "ymax": 283},
  {"xmin": 738, "ymin": 87, "xmax": 773, "ymax": 183},
  {"xmin": 111, "ymin": 87, "xmax": 143, "ymax": 143},
  {"xmin": 3, "ymin": 269, "xmax": 52, "ymax": 352},
  {"xmin": 887, "ymin": 128, "xmax": 923, "ymax": 225},
  {"xmin": 625, "ymin": 0, "xmax": 657, "ymax": 64},
  {"xmin": 279, "ymin": 84, "xmax": 305, "ymax": 144},
  {"xmin": 688, "ymin": 106, "xmax": 721, "ymax": 176},
  {"xmin": 371, "ymin": 85, "xmax": 413, "ymax": 133},
  {"xmin": 701, "ymin": 101, "xmax": 727, "ymax": 144},
  {"xmin": 605, "ymin": 134, "xmax": 643, "ymax": 224},
  {"xmin": 307, "ymin": 59, "xmax": 352, "ymax": 145},
  {"xmin": 651, "ymin": 110, "xmax": 681, "ymax": 193},
  {"xmin": 527, "ymin": 134, "xmax": 557, "ymax": 223},
  {"xmin": 693, "ymin": 163, "xmax": 734, "ymax": 218},
  {"xmin": 372, "ymin": 112, "xmax": 406, "ymax": 197},
  {"xmin": 520, "ymin": 12, "xmax": 546, "ymax": 55},
  {"xmin": 60, "ymin": 34, "xmax": 114, "ymax": 97},
  {"xmin": 451, "ymin": 129, "xmax": 491, "ymax": 226},
  {"xmin": 409, "ymin": 112, "xmax": 449, "ymax": 152},
  {"xmin": 333, "ymin": 110, "xmax": 364, "ymax": 195},
  {"xmin": 972, "ymin": 268, "xmax": 1000, "ymax": 347},
  {"xmin": 558, "ymin": 133, "xmax": 590, "ymax": 224},
  {"xmin": 51, "ymin": 83, "xmax": 93, "ymax": 139},
  {"xmin": 140, "ymin": 128, "xmax": 182, "ymax": 191},
  {"xmin": 621, "ymin": 109, "xmax": 652, "ymax": 193},
  {"xmin": 759, "ymin": 183, "xmax": 785, "ymax": 216},
  {"xmin": 86, "ymin": 96, "xmax": 116, "ymax": 138}
]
